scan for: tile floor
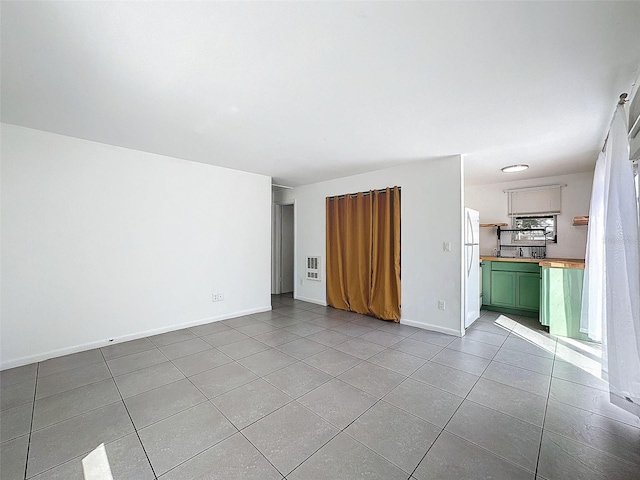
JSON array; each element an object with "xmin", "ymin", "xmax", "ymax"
[{"xmin": 1, "ymin": 295, "xmax": 639, "ymax": 479}]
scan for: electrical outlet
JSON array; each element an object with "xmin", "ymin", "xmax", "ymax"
[
  {"xmin": 300, "ymin": 278, "xmax": 304, "ymax": 285},
  {"xmin": 443, "ymin": 242, "xmax": 451, "ymax": 252},
  {"xmin": 438, "ymin": 300, "xmax": 446, "ymax": 310},
  {"xmin": 218, "ymin": 292, "xmax": 224, "ymax": 301},
  {"xmin": 212, "ymin": 293, "xmax": 219, "ymax": 302}
]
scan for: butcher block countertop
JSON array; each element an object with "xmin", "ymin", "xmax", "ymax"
[
  {"xmin": 481, "ymin": 256, "xmax": 585, "ymax": 269},
  {"xmin": 538, "ymin": 259, "xmax": 585, "ymax": 269}
]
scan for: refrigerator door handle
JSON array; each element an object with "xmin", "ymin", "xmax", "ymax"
[
  {"xmin": 466, "ymin": 210, "xmax": 475, "ymax": 246},
  {"xmin": 467, "ymin": 245, "xmax": 474, "ymax": 278}
]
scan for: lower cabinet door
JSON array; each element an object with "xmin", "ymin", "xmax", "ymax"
[
  {"xmin": 516, "ymin": 272, "xmax": 540, "ymax": 311},
  {"xmin": 490, "ymin": 271, "xmax": 516, "ymax": 307}
]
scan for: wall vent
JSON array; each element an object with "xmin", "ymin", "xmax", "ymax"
[{"xmin": 306, "ymin": 256, "xmax": 321, "ymax": 281}]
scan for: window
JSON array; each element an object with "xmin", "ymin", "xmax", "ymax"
[{"xmin": 512, "ymin": 215, "xmax": 557, "ymax": 243}]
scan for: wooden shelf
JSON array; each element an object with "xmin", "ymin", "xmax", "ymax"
[
  {"xmin": 480, "ymin": 223, "xmax": 508, "ymax": 228},
  {"xmin": 573, "ymin": 216, "xmax": 589, "ymax": 226}
]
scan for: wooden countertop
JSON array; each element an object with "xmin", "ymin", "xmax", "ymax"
[
  {"xmin": 538, "ymin": 259, "xmax": 585, "ymax": 269},
  {"xmin": 481, "ymin": 256, "xmax": 585, "ymax": 269}
]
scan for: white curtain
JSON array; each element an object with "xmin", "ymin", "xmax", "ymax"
[
  {"xmin": 581, "ymin": 105, "xmax": 640, "ymax": 410},
  {"xmin": 580, "ymin": 152, "xmax": 605, "ymax": 342}
]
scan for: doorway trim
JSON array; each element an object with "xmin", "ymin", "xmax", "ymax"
[{"xmin": 272, "ymin": 199, "xmax": 296, "ymax": 297}]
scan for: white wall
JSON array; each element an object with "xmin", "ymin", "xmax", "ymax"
[
  {"xmin": 465, "ymin": 171, "xmax": 593, "ymax": 259},
  {"xmin": 1, "ymin": 124, "xmax": 272, "ymax": 369},
  {"xmin": 275, "ymin": 156, "xmax": 465, "ymax": 336}
]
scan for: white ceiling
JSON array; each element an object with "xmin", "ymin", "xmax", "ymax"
[{"xmin": 2, "ymin": 2, "xmax": 640, "ymax": 187}]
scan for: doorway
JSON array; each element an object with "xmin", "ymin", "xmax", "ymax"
[
  {"xmin": 271, "ymin": 202, "xmax": 295, "ymax": 296},
  {"xmin": 280, "ymin": 204, "xmax": 294, "ymax": 293}
]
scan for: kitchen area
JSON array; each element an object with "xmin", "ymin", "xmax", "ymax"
[
  {"xmin": 481, "ymin": 252, "xmax": 588, "ymax": 340},
  {"xmin": 465, "ymin": 171, "xmax": 594, "ymax": 341}
]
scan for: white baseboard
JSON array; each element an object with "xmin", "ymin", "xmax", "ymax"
[
  {"xmin": 294, "ymin": 295, "xmax": 327, "ymax": 306},
  {"xmin": 400, "ymin": 317, "xmax": 463, "ymax": 337},
  {"xmin": 0, "ymin": 305, "xmax": 272, "ymax": 371}
]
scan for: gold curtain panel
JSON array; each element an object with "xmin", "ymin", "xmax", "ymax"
[{"xmin": 325, "ymin": 186, "xmax": 401, "ymax": 321}]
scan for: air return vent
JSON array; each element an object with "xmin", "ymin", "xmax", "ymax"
[{"xmin": 306, "ymin": 256, "xmax": 321, "ymax": 281}]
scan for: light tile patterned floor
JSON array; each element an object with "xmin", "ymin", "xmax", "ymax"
[{"xmin": 1, "ymin": 295, "xmax": 639, "ymax": 479}]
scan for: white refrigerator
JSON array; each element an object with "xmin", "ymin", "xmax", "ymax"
[{"xmin": 464, "ymin": 208, "xmax": 481, "ymax": 328}]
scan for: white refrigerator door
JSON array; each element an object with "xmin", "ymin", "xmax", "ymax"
[{"xmin": 465, "ymin": 244, "xmax": 480, "ymax": 327}]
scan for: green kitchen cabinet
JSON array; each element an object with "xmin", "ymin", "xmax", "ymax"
[
  {"xmin": 482, "ymin": 260, "xmax": 540, "ymax": 317},
  {"xmin": 540, "ymin": 266, "xmax": 591, "ymax": 341}
]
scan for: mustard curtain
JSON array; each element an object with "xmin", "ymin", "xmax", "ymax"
[
  {"xmin": 370, "ymin": 187, "xmax": 401, "ymax": 320},
  {"xmin": 326, "ymin": 186, "xmax": 401, "ymax": 321}
]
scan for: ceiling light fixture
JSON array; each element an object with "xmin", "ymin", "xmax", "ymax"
[{"xmin": 501, "ymin": 164, "xmax": 529, "ymax": 173}]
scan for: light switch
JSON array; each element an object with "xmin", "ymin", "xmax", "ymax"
[{"xmin": 443, "ymin": 242, "xmax": 452, "ymax": 252}]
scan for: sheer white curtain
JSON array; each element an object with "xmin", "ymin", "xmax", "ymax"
[
  {"xmin": 581, "ymin": 105, "xmax": 640, "ymax": 412},
  {"xmin": 581, "ymin": 152, "xmax": 605, "ymax": 342}
]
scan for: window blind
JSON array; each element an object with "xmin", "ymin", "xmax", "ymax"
[{"xmin": 507, "ymin": 185, "xmax": 562, "ymax": 216}]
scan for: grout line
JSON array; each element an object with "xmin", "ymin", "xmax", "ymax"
[
  {"xmin": 539, "ymin": 424, "xmax": 640, "ymax": 468},
  {"xmin": 149, "ymin": 429, "xmax": 239, "ymax": 479},
  {"xmin": 34, "ymin": 371, "xmax": 112, "ymax": 402},
  {"xmin": 261, "ymin": 368, "xmax": 334, "ymax": 402},
  {"xmin": 28, "ymin": 395, "xmax": 123, "ymax": 434},
  {"xmin": 548, "ymin": 393, "xmax": 640, "ymax": 428},
  {"xmin": 534, "ymin": 349, "xmax": 556, "ymax": 478},
  {"xmin": 478, "ymin": 366, "xmax": 551, "ymax": 397},
  {"xmin": 35, "ymin": 357, "xmax": 107, "ymax": 380},
  {"xmin": 548, "ymin": 372, "xmax": 609, "ymax": 393},
  {"xmin": 22, "ymin": 362, "xmax": 39, "ymax": 480},
  {"xmin": 439, "ymin": 345, "xmax": 498, "ymax": 363},
  {"xmin": 425, "ymin": 428, "xmax": 538, "ymax": 477},
  {"xmin": 172, "ymin": 348, "xmax": 235, "ymax": 376},
  {"xmin": 99, "ymin": 337, "xmax": 157, "ymax": 358},
  {"xmin": 185, "ymin": 360, "xmax": 253, "ymax": 399},
  {"xmin": 213, "ymin": 392, "xmax": 297, "ymax": 433},
  {"xmin": 107, "ymin": 349, "xmax": 171, "ymax": 379},
  {"xmin": 461, "ymin": 396, "xmax": 545, "ymax": 429},
  {"xmin": 99, "ymin": 348, "xmax": 159, "ymax": 480}
]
